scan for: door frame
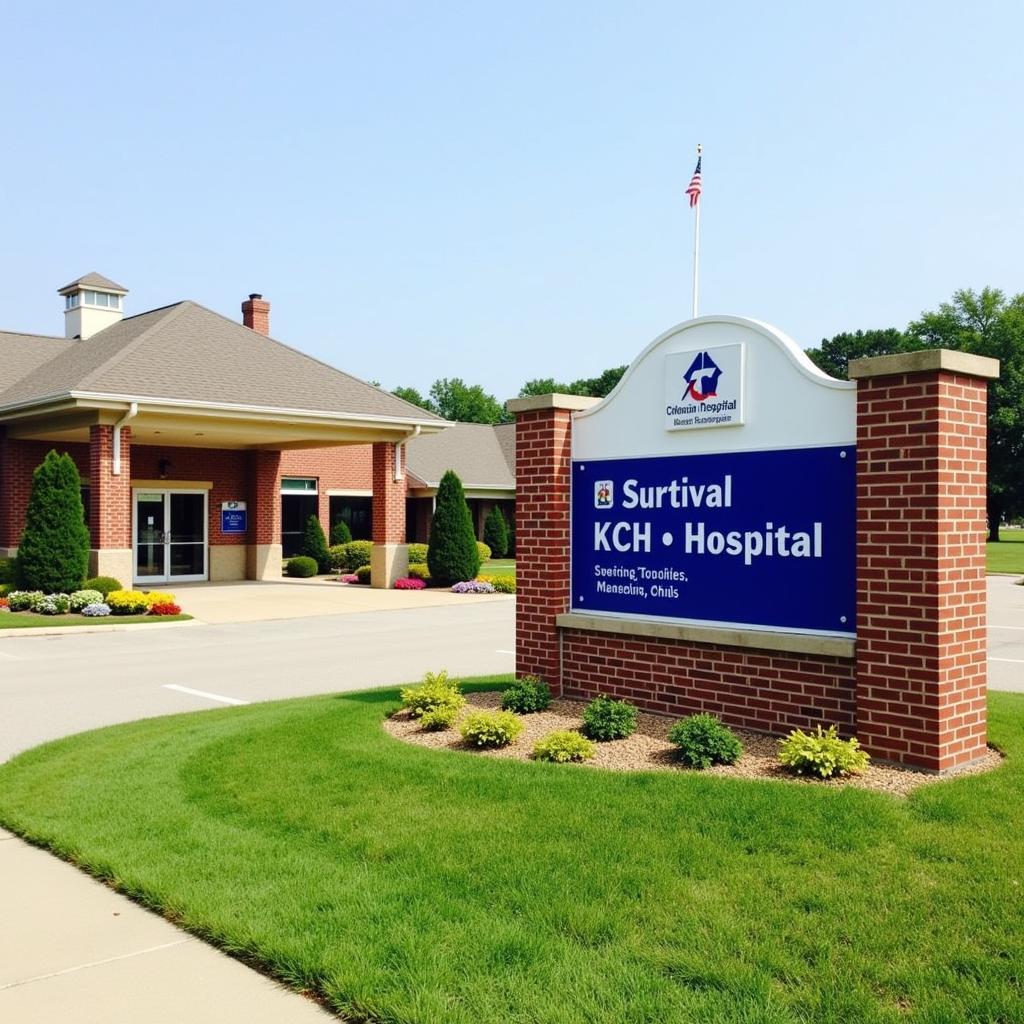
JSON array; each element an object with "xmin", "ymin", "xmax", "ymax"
[{"xmin": 132, "ymin": 488, "xmax": 209, "ymax": 585}]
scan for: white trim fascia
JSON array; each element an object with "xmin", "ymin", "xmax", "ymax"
[
  {"xmin": 326, "ymin": 489, "xmax": 373, "ymax": 497},
  {"xmin": 0, "ymin": 390, "xmax": 450, "ymax": 431}
]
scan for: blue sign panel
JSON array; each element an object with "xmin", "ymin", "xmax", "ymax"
[
  {"xmin": 571, "ymin": 445, "xmax": 855, "ymax": 635},
  {"xmin": 221, "ymin": 508, "xmax": 248, "ymax": 534}
]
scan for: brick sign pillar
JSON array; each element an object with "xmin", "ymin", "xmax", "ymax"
[
  {"xmin": 248, "ymin": 449, "xmax": 282, "ymax": 580},
  {"xmin": 371, "ymin": 441, "xmax": 408, "ymax": 588},
  {"xmin": 88, "ymin": 423, "xmax": 133, "ymax": 584},
  {"xmin": 507, "ymin": 395, "xmax": 599, "ymax": 688},
  {"xmin": 850, "ymin": 350, "xmax": 999, "ymax": 771}
]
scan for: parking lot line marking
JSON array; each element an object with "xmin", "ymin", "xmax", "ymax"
[
  {"xmin": 495, "ymin": 649, "xmax": 515, "ymax": 655},
  {"xmin": 989, "ymin": 657, "xmax": 1024, "ymax": 664},
  {"xmin": 162, "ymin": 684, "xmax": 249, "ymax": 706},
  {"xmin": 991, "ymin": 625, "xmax": 1024, "ymax": 631}
]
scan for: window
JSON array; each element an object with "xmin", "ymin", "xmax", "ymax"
[
  {"xmin": 281, "ymin": 478, "xmax": 317, "ymax": 493},
  {"xmin": 329, "ymin": 496, "xmax": 371, "ymax": 541}
]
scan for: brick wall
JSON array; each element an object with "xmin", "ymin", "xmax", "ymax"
[
  {"xmin": 250, "ymin": 450, "xmax": 282, "ymax": 545},
  {"xmin": 515, "ymin": 406, "xmax": 573, "ymax": 686},
  {"xmin": 372, "ymin": 442, "xmax": 405, "ymax": 543},
  {"xmin": 89, "ymin": 425, "xmax": 132, "ymax": 549},
  {"xmin": 280, "ymin": 445, "xmax": 373, "ymax": 527},
  {"xmin": 0, "ymin": 434, "xmax": 90, "ymax": 547},
  {"xmin": 854, "ymin": 369, "xmax": 989, "ymax": 770},
  {"xmin": 562, "ymin": 632, "xmax": 857, "ymax": 733}
]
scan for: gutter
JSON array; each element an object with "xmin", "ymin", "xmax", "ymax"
[
  {"xmin": 112, "ymin": 402, "xmax": 137, "ymax": 475},
  {"xmin": 394, "ymin": 425, "xmax": 421, "ymax": 482}
]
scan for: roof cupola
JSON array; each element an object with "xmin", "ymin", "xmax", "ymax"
[{"xmin": 58, "ymin": 272, "xmax": 128, "ymax": 339}]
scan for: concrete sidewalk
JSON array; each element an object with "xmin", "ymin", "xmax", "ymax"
[{"xmin": 0, "ymin": 829, "xmax": 333, "ymax": 1022}]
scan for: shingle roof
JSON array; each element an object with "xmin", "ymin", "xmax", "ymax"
[
  {"xmin": 404, "ymin": 421, "xmax": 515, "ymax": 489},
  {"xmin": 0, "ymin": 301, "xmax": 444, "ymax": 423},
  {"xmin": 0, "ymin": 331, "xmax": 74, "ymax": 394},
  {"xmin": 57, "ymin": 272, "xmax": 128, "ymax": 294}
]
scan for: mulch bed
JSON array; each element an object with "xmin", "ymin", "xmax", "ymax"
[{"xmin": 383, "ymin": 690, "xmax": 1003, "ymax": 796}]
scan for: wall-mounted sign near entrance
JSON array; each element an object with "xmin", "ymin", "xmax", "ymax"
[
  {"xmin": 664, "ymin": 343, "xmax": 744, "ymax": 430},
  {"xmin": 571, "ymin": 446, "xmax": 855, "ymax": 635},
  {"xmin": 221, "ymin": 501, "xmax": 247, "ymax": 534}
]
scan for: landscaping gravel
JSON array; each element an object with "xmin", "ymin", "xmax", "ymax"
[{"xmin": 383, "ymin": 690, "xmax": 1003, "ymax": 795}]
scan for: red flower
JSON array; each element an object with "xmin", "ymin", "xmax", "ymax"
[{"xmin": 149, "ymin": 602, "xmax": 182, "ymax": 616}]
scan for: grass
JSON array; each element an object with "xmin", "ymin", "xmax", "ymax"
[
  {"xmin": 0, "ymin": 679, "xmax": 1022, "ymax": 1024},
  {"xmin": 0, "ymin": 612, "xmax": 191, "ymax": 629},
  {"xmin": 987, "ymin": 528, "xmax": 1024, "ymax": 574},
  {"xmin": 481, "ymin": 558, "xmax": 515, "ymax": 577}
]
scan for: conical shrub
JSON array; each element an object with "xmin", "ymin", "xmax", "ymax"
[
  {"xmin": 300, "ymin": 514, "xmax": 330, "ymax": 573},
  {"xmin": 427, "ymin": 470, "xmax": 481, "ymax": 585},
  {"xmin": 483, "ymin": 505, "xmax": 509, "ymax": 559}
]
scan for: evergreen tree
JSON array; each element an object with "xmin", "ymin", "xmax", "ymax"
[
  {"xmin": 18, "ymin": 450, "xmax": 89, "ymax": 593},
  {"xmin": 300, "ymin": 514, "xmax": 330, "ymax": 573},
  {"xmin": 483, "ymin": 505, "xmax": 509, "ymax": 558},
  {"xmin": 330, "ymin": 518, "xmax": 353, "ymax": 545},
  {"xmin": 427, "ymin": 470, "xmax": 481, "ymax": 584}
]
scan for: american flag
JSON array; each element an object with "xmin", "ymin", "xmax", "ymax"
[{"xmin": 685, "ymin": 156, "xmax": 702, "ymax": 208}]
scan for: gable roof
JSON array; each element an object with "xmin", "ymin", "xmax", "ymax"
[
  {"xmin": 0, "ymin": 301, "xmax": 443, "ymax": 424},
  {"xmin": 404, "ymin": 421, "xmax": 515, "ymax": 490},
  {"xmin": 58, "ymin": 272, "xmax": 128, "ymax": 294},
  {"xmin": 0, "ymin": 331, "xmax": 74, "ymax": 394}
]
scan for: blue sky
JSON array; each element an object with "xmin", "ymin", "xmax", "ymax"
[{"xmin": 2, "ymin": 1, "xmax": 1021, "ymax": 399}]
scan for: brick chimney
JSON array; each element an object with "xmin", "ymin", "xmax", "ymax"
[{"xmin": 241, "ymin": 293, "xmax": 270, "ymax": 335}]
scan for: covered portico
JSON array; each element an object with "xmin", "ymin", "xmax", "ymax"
[{"xmin": 0, "ymin": 395, "xmax": 439, "ymax": 587}]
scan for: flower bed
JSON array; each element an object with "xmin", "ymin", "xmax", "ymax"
[
  {"xmin": 383, "ymin": 690, "xmax": 1003, "ymax": 795},
  {"xmin": 0, "ymin": 588, "xmax": 186, "ymax": 625}
]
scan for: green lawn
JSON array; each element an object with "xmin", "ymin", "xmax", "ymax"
[
  {"xmin": 0, "ymin": 612, "xmax": 192, "ymax": 630},
  {"xmin": 987, "ymin": 529, "xmax": 1024, "ymax": 574},
  {"xmin": 1, "ymin": 680, "xmax": 1022, "ymax": 1024},
  {"xmin": 481, "ymin": 558, "xmax": 515, "ymax": 577}
]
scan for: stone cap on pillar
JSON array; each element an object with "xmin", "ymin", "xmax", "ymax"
[
  {"xmin": 506, "ymin": 394, "xmax": 602, "ymax": 414},
  {"xmin": 849, "ymin": 348, "xmax": 1000, "ymax": 381}
]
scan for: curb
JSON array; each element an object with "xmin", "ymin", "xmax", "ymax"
[{"xmin": 0, "ymin": 619, "xmax": 201, "ymax": 640}]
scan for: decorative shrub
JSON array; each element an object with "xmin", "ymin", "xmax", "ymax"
[
  {"xmin": 33, "ymin": 593, "xmax": 71, "ymax": 615},
  {"xmin": 407, "ymin": 562, "xmax": 432, "ymax": 581},
  {"xmin": 286, "ymin": 556, "xmax": 318, "ymax": 578},
  {"xmin": 84, "ymin": 576, "xmax": 123, "ymax": 597},
  {"xmin": 400, "ymin": 670, "xmax": 465, "ymax": 718},
  {"xmin": 300, "ymin": 515, "xmax": 331, "ymax": 573},
  {"xmin": 69, "ymin": 589, "xmax": 104, "ymax": 612},
  {"xmin": 427, "ymin": 470, "xmax": 481, "ymax": 585},
  {"xmin": 667, "ymin": 714, "xmax": 743, "ymax": 769},
  {"xmin": 82, "ymin": 603, "xmax": 111, "ymax": 617},
  {"xmin": 106, "ymin": 590, "xmax": 150, "ymax": 615},
  {"xmin": 533, "ymin": 731, "xmax": 596, "ymax": 764},
  {"xmin": 483, "ymin": 505, "xmax": 509, "ymax": 558},
  {"xmin": 329, "ymin": 519, "xmax": 353, "ymax": 546},
  {"xmin": 355, "ymin": 565, "xmax": 372, "ymax": 583},
  {"xmin": 779, "ymin": 725, "xmax": 870, "ymax": 779},
  {"xmin": 394, "ymin": 577, "xmax": 426, "ymax": 590},
  {"xmin": 338, "ymin": 573, "xmax": 359, "ymax": 583},
  {"xmin": 149, "ymin": 602, "xmax": 182, "ymax": 616},
  {"xmin": 7, "ymin": 591, "xmax": 43, "ymax": 612},
  {"xmin": 0, "ymin": 557, "xmax": 15, "ymax": 585},
  {"xmin": 459, "ymin": 710, "xmax": 523, "ymax": 749},
  {"xmin": 143, "ymin": 591, "xmax": 176, "ymax": 608},
  {"xmin": 0, "ymin": 584, "xmax": 10, "ymax": 599},
  {"xmin": 420, "ymin": 706, "xmax": 458, "ymax": 731},
  {"xmin": 330, "ymin": 540, "xmax": 374, "ymax": 573},
  {"xmin": 476, "ymin": 541, "xmax": 492, "ymax": 562},
  {"xmin": 501, "ymin": 676, "xmax": 552, "ymax": 714},
  {"xmin": 407, "ymin": 543, "xmax": 429, "ymax": 563},
  {"xmin": 477, "ymin": 574, "xmax": 516, "ymax": 594},
  {"xmin": 451, "ymin": 580, "xmax": 496, "ymax": 594},
  {"xmin": 17, "ymin": 451, "xmax": 89, "ymax": 593},
  {"xmin": 581, "ymin": 695, "xmax": 638, "ymax": 741}
]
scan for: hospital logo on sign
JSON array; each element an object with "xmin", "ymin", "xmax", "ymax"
[
  {"xmin": 594, "ymin": 480, "xmax": 614, "ymax": 508},
  {"xmin": 664, "ymin": 343, "xmax": 745, "ymax": 431}
]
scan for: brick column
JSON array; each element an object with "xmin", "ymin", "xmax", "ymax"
[
  {"xmin": 507, "ymin": 395, "xmax": 599, "ymax": 690},
  {"xmin": 371, "ymin": 441, "xmax": 407, "ymax": 587},
  {"xmin": 88, "ymin": 423, "xmax": 134, "ymax": 584},
  {"xmin": 850, "ymin": 350, "xmax": 998, "ymax": 771},
  {"xmin": 248, "ymin": 449, "xmax": 282, "ymax": 580}
]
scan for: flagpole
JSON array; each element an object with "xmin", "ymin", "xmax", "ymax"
[{"xmin": 692, "ymin": 143, "xmax": 702, "ymax": 319}]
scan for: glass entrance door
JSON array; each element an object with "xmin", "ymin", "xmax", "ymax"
[{"xmin": 134, "ymin": 490, "xmax": 208, "ymax": 584}]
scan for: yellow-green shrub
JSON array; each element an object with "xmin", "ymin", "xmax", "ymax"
[
  {"xmin": 400, "ymin": 670, "xmax": 465, "ymax": 718},
  {"xmin": 459, "ymin": 710, "xmax": 523, "ymax": 748}
]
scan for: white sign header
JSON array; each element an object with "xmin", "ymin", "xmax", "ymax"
[{"xmin": 664, "ymin": 343, "xmax": 745, "ymax": 431}]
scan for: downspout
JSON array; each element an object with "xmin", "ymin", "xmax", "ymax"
[
  {"xmin": 394, "ymin": 425, "xmax": 421, "ymax": 483},
  {"xmin": 112, "ymin": 402, "xmax": 138, "ymax": 476}
]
